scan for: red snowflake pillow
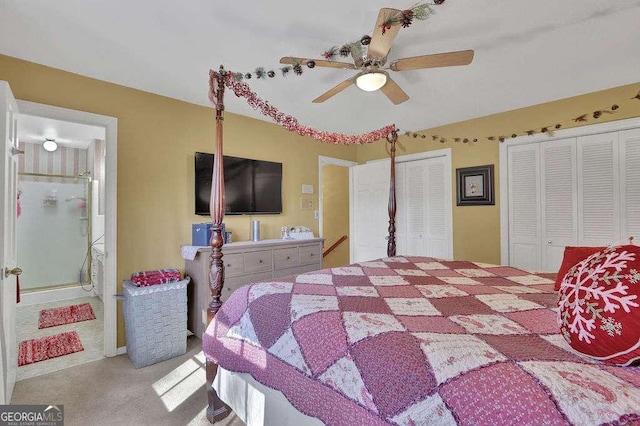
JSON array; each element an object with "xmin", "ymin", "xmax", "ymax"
[
  {"xmin": 554, "ymin": 246, "xmax": 607, "ymax": 290},
  {"xmin": 558, "ymin": 244, "xmax": 640, "ymax": 365}
]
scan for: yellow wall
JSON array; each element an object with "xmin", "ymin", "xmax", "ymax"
[
  {"xmin": 321, "ymin": 165, "xmax": 350, "ymax": 268},
  {"xmin": 0, "ymin": 54, "xmax": 358, "ymax": 346},
  {"xmin": 357, "ymin": 81, "xmax": 640, "ymax": 264},
  {"xmin": 3, "ymin": 52, "xmax": 639, "ymax": 345}
]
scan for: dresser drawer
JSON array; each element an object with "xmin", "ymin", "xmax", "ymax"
[
  {"xmin": 186, "ymin": 239, "xmax": 324, "ymax": 340},
  {"xmin": 221, "ymin": 278, "xmax": 247, "ymax": 301},
  {"xmin": 243, "ymin": 250, "xmax": 272, "ymax": 274},
  {"xmin": 223, "ymin": 253, "xmax": 244, "ymax": 278},
  {"xmin": 274, "ymin": 247, "xmax": 299, "ymax": 270},
  {"xmin": 299, "ymin": 244, "xmax": 322, "ymax": 266}
]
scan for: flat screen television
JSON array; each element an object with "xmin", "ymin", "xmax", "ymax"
[{"xmin": 195, "ymin": 152, "xmax": 283, "ymax": 215}]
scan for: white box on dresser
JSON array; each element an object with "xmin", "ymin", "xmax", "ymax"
[{"xmin": 185, "ymin": 238, "xmax": 324, "ymax": 338}]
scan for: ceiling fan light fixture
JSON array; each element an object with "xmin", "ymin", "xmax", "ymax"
[
  {"xmin": 43, "ymin": 138, "xmax": 58, "ymax": 152},
  {"xmin": 356, "ymin": 72, "xmax": 387, "ymax": 92}
]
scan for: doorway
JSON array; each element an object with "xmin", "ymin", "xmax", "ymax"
[
  {"xmin": 318, "ymin": 156, "xmax": 356, "ymax": 267},
  {"xmin": 16, "ymin": 100, "xmax": 117, "ymax": 362}
]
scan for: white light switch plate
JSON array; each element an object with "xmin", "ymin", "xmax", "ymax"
[{"xmin": 302, "ymin": 184, "xmax": 314, "ymax": 194}]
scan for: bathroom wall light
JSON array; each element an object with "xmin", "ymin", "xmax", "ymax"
[
  {"xmin": 43, "ymin": 138, "xmax": 58, "ymax": 152},
  {"xmin": 356, "ymin": 72, "xmax": 388, "ymax": 92}
]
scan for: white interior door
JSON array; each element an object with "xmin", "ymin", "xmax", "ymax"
[
  {"xmin": 619, "ymin": 128, "xmax": 640, "ymax": 242},
  {"xmin": 540, "ymin": 138, "xmax": 577, "ymax": 272},
  {"xmin": 577, "ymin": 132, "xmax": 620, "ymax": 246},
  {"xmin": 0, "ymin": 81, "xmax": 20, "ymax": 404},
  {"xmin": 364, "ymin": 153, "xmax": 455, "ymax": 261},
  {"xmin": 350, "ymin": 160, "xmax": 390, "ymax": 263},
  {"xmin": 424, "ymin": 156, "xmax": 450, "ymax": 258},
  {"xmin": 508, "ymin": 143, "xmax": 541, "ymax": 270},
  {"xmin": 404, "ymin": 160, "xmax": 428, "ymax": 255},
  {"xmin": 394, "ymin": 162, "xmax": 407, "ymax": 255}
]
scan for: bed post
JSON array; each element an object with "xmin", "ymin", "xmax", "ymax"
[
  {"xmin": 386, "ymin": 130, "xmax": 398, "ymax": 257},
  {"xmin": 206, "ymin": 66, "xmax": 231, "ymax": 423}
]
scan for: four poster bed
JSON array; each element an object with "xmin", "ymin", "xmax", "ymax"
[{"xmin": 201, "ymin": 68, "xmax": 640, "ymax": 425}]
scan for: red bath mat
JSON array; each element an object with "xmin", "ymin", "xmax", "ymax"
[
  {"xmin": 18, "ymin": 331, "xmax": 84, "ymax": 366},
  {"xmin": 38, "ymin": 303, "xmax": 96, "ymax": 329}
]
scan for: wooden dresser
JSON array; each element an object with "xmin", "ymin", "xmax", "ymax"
[{"xmin": 185, "ymin": 238, "xmax": 324, "ymax": 338}]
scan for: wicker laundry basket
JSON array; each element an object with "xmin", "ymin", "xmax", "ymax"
[{"xmin": 123, "ymin": 278, "xmax": 190, "ymax": 368}]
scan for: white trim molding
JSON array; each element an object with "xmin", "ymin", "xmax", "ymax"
[
  {"xmin": 17, "ymin": 100, "xmax": 118, "ymax": 357},
  {"xmin": 318, "ymin": 156, "xmax": 357, "ymax": 238},
  {"xmin": 396, "ymin": 147, "xmax": 451, "ymax": 163}
]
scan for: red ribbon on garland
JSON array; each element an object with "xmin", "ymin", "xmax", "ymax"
[{"xmin": 219, "ymin": 72, "xmax": 396, "ymax": 145}]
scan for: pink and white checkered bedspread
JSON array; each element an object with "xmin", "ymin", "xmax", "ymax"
[{"xmin": 203, "ymin": 256, "xmax": 640, "ymax": 425}]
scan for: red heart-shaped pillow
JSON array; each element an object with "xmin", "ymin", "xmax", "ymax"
[{"xmin": 558, "ymin": 244, "xmax": 640, "ymax": 365}]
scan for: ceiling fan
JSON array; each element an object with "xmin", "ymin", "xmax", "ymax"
[{"xmin": 280, "ymin": 7, "xmax": 474, "ymax": 105}]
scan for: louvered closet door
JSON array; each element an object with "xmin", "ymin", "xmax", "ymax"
[
  {"xmin": 425, "ymin": 156, "xmax": 450, "ymax": 258},
  {"xmin": 508, "ymin": 143, "xmax": 541, "ymax": 270},
  {"xmin": 619, "ymin": 128, "xmax": 640, "ymax": 241},
  {"xmin": 540, "ymin": 138, "xmax": 577, "ymax": 272},
  {"xmin": 404, "ymin": 159, "xmax": 428, "ymax": 255},
  {"xmin": 394, "ymin": 162, "xmax": 408, "ymax": 255},
  {"xmin": 350, "ymin": 160, "xmax": 391, "ymax": 263},
  {"xmin": 577, "ymin": 133, "xmax": 620, "ymax": 246}
]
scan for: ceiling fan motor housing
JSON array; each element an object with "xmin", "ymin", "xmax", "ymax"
[{"xmin": 352, "ymin": 53, "xmax": 388, "ymax": 69}]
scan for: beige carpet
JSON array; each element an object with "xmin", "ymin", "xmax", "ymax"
[{"xmin": 11, "ymin": 336, "xmax": 244, "ymax": 426}]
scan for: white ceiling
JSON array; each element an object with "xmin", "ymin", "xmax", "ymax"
[
  {"xmin": 17, "ymin": 114, "xmax": 105, "ymax": 150},
  {"xmin": 1, "ymin": 1, "xmax": 639, "ymax": 136}
]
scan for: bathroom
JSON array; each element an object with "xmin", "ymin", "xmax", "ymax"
[{"xmin": 15, "ymin": 113, "xmax": 106, "ymax": 379}]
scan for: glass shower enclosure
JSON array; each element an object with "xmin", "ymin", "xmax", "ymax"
[{"xmin": 17, "ymin": 172, "xmax": 92, "ymax": 291}]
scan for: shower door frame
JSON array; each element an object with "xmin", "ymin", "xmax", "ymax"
[{"xmin": 17, "ymin": 171, "xmax": 93, "ymax": 290}]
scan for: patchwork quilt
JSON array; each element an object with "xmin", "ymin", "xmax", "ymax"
[{"xmin": 203, "ymin": 256, "xmax": 640, "ymax": 425}]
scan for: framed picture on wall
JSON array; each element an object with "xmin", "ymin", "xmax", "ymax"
[{"xmin": 456, "ymin": 164, "xmax": 495, "ymax": 206}]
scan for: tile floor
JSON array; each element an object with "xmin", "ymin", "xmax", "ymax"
[{"xmin": 16, "ymin": 295, "xmax": 104, "ymax": 381}]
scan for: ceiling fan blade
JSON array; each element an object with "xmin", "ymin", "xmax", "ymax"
[
  {"xmin": 280, "ymin": 57, "xmax": 355, "ymax": 70},
  {"xmin": 368, "ymin": 8, "xmax": 402, "ymax": 59},
  {"xmin": 380, "ymin": 75, "xmax": 409, "ymax": 105},
  {"xmin": 390, "ymin": 50, "xmax": 474, "ymax": 72},
  {"xmin": 312, "ymin": 77, "xmax": 356, "ymax": 103}
]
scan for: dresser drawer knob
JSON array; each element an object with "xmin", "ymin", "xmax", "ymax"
[
  {"xmin": 259, "ymin": 259, "xmax": 263, "ymax": 264},
  {"xmin": 286, "ymin": 256, "xmax": 290, "ymax": 260}
]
